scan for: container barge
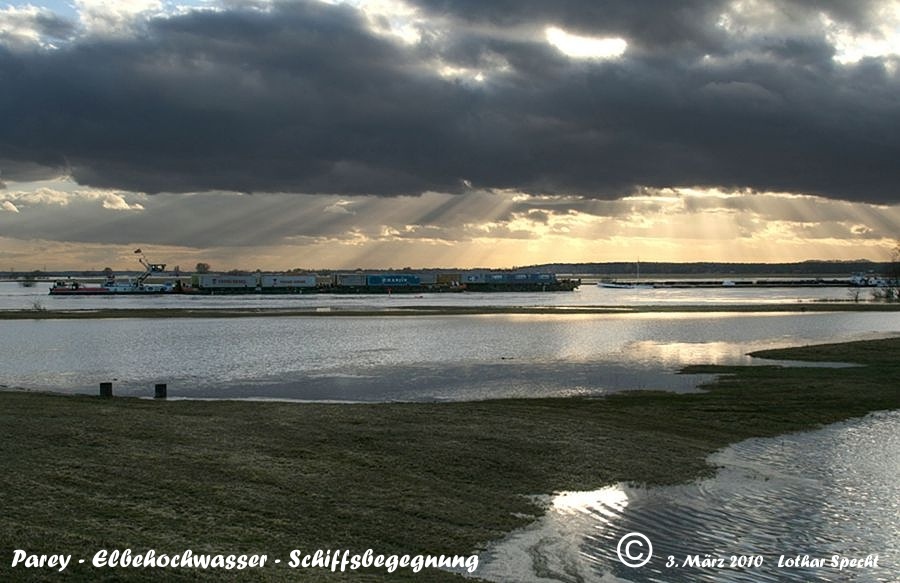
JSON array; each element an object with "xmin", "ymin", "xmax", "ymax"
[
  {"xmin": 48, "ymin": 250, "xmax": 580, "ymax": 296},
  {"xmin": 193, "ymin": 271, "xmax": 580, "ymax": 294}
]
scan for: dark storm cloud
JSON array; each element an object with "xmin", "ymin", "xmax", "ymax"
[
  {"xmin": 1, "ymin": 0, "xmax": 899, "ymax": 202},
  {"xmin": 1, "ymin": 2, "xmax": 475, "ymax": 195}
]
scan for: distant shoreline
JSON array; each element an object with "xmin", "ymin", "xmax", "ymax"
[{"xmin": 3, "ymin": 302, "xmax": 900, "ymax": 319}]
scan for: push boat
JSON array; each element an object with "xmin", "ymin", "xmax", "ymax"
[{"xmin": 49, "ymin": 251, "xmax": 188, "ymax": 295}]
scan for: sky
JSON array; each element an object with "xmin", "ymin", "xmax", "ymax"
[{"xmin": 1, "ymin": 0, "xmax": 900, "ymax": 271}]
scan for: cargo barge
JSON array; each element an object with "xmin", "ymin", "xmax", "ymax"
[
  {"xmin": 48, "ymin": 251, "xmax": 580, "ymax": 296},
  {"xmin": 193, "ymin": 271, "xmax": 580, "ymax": 294}
]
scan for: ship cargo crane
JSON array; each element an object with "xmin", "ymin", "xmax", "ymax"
[{"xmin": 135, "ymin": 250, "xmax": 166, "ymax": 286}]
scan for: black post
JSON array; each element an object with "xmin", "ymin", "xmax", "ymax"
[
  {"xmin": 99, "ymin": 382, "xmax": 113, "ymax": 398},
  {"xmin": 154, "ymin": 383, "xmax": 167, "ymax": 399}
]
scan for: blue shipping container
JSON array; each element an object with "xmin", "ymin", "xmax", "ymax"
[{"xmin": 366, "ymin": 274, "xmax": 421, "ymax": 286}]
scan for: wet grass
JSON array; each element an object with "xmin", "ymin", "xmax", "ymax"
[{"xmin": 1, "ymin": 337, "xmax": 899, "ymax": 581}]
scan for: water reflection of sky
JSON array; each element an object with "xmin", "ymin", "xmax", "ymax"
[
  {"xmin": 479, "ymin": 411, "xmax": 900, "ymax": 583},
  {"xmin": 0, "ymin": 281, "xmax": 876, "ymax": 312},
  {"xmin": 2, "ymin": 312, "xmax": 898, "ymax": 399}
]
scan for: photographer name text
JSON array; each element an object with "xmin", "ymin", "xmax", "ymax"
[
  {"xmin": 665, "ymin": 553, "xmax": 880, "ymax": 571},
  {"xmin": 10, "ymin": 548, "xmax": 479, "ymax": 574}
]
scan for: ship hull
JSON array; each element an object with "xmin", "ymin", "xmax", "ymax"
[{"xmin": 48, "ymin": 288, "xmax": 176, "ymax": 295}]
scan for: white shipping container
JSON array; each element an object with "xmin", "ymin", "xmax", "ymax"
[
  {"xmin": 337, "ymin": 273, "xmax": 367, "ymax": 286},
  {"xmin": 261, "ymin": 275, "xmax": 317, "ymax": 288},
  {"xmin": 418, "ymin": 273, "xmax": 438, "ymax": 285},
  {"xmin": 198, "ymin": 275, "xmax": 258, "ymax": 288}
]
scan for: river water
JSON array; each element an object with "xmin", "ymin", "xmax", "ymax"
[
  {"xmin": 2, "ymin": 281, "xmax": 897, "ymax": 400},
  {"xmin": 2, "ymin": 281, "xmax": 898, "ymax": 579},
  {"xmin": 0, "ymin": 279, "xmax": 868, "ymax": 311}
]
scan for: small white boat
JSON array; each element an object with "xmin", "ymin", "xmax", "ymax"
[{"xmin": 597, "ymin": 260, "xmax": 653, "ymax": 289}]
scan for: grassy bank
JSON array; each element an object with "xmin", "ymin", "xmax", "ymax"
[{"xmin": 2, "ymin": 337, "xmax": 900, "ymax": 581}]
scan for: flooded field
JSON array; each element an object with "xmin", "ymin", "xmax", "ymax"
[
  {"xmin": 480, "ymin": 410, "xmax": 900, "ymax": 583},
  {"xmin": 2, "ymin": 311, "xmax": 897, "ymax": 400}
]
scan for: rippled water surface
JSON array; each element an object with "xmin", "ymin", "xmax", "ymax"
[
  {"xmin": 2, "ymin": 311, "xmax": 898, "ymax": 399},
  {"xmin": 480, "ymin": 411, "xmax": 900, "ymax": 583}
]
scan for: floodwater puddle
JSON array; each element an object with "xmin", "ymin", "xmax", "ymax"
[{"xmin": 477, "ymin": 411, "xmax": 900, "ymax": 582}]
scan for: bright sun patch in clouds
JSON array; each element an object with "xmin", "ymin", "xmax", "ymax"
[
  {"xmin": 2, "ymin": 186, "xmax": 145, "ymax": 211},
  {"xmin": 545, "ymin": 26, "xmax": 627, "ymax": 59},
  {"xmin": 824, "ymin": 6, "xmax": 900, "ymax": 65},
  {"xmin": 74, "ymin": 0, "xmax": 163, "ymax": 36},
  {"xmin": 716, "ymin": 0, "xmax": 900, "ymax": 66}
]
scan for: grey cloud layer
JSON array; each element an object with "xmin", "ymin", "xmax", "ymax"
[
  {"xmin": 1, "ymin": 0, "xmax": 898, "ymax": 202},
  {"xmin": 0, "ymin": 6, "xmax": 75, "ymax": 49}
]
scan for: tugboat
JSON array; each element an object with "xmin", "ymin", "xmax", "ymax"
[{"xmin": 49, "ymin": 250, "xmax": 186, "ymax": 295}]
